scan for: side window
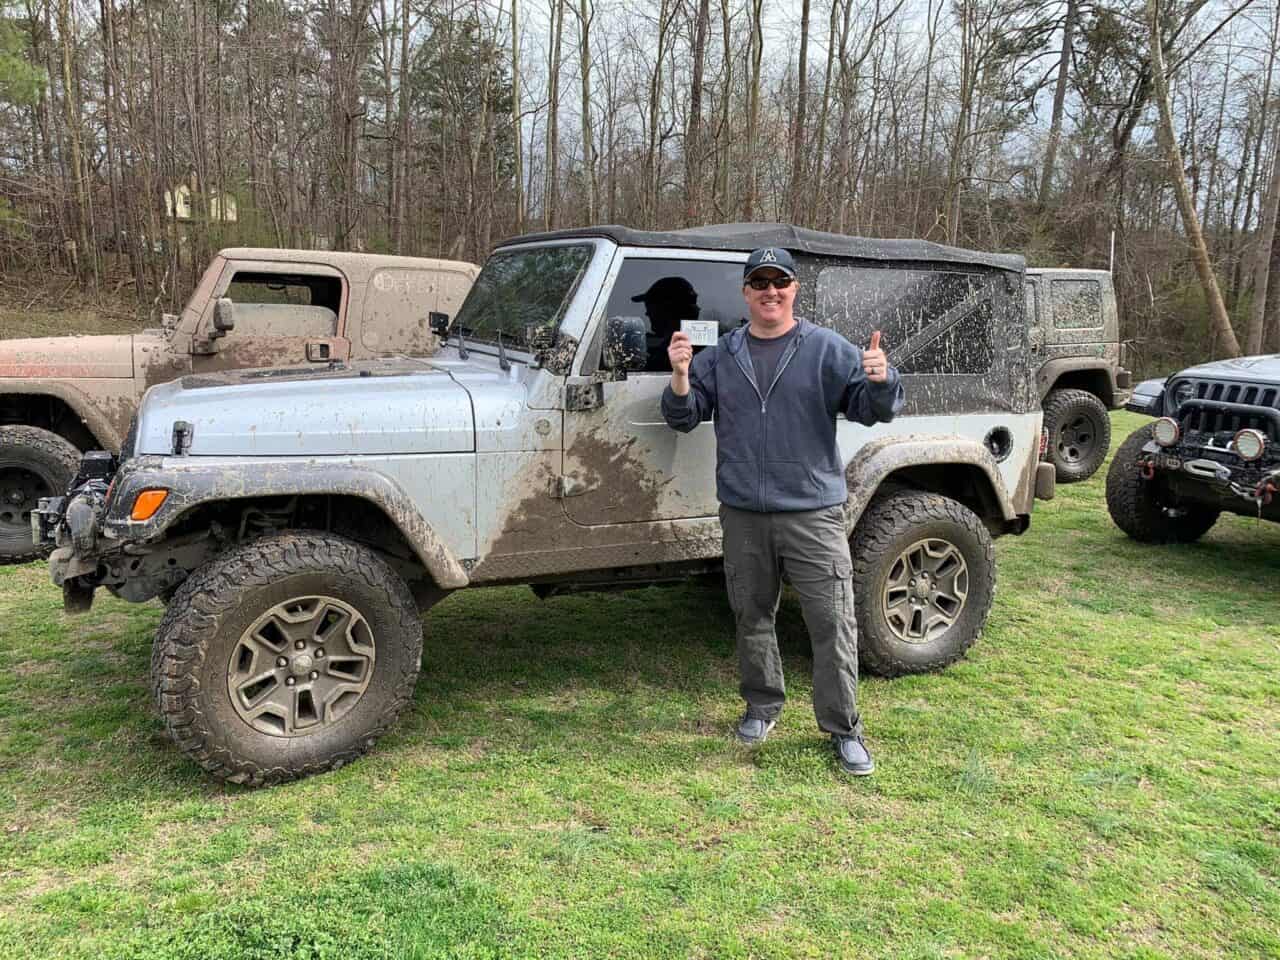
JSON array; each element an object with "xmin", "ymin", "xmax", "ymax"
[
  {"xmin": 1024, "ymin": 281, "xmax": 1038, "ymax": 325},
  {"xmin": 604, "ymin": 259, "xmax": 745, "ymax": 373},
  {"xmin": 222, "ymin": 272, "xmax": 341, "ymax": 338},
  {"xmin": 815, "ymin": 265, "xmax": 994, "ymax": 376},
  {"xmin": 1051, "ymin": 279, "xmax": 1102, "ymax": 330}
]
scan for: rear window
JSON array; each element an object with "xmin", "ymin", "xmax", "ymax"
[
  {"xmin": 1051, "ymin": 279, "xmax": 1102, "ymax": 329},
  {"xmin": 815, "ymin": 266, "xmax": 995, "ymax": 376}
]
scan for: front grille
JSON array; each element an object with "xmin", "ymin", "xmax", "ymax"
[{"xmin": 1174, "ymin": 379, "xmax": 1280, "ymax": 443}]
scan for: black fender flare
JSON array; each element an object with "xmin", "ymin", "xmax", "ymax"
[
  {"xmin": 843, "ymin": 434, "xmax": 1018, "ymax": 531},
  {"xmin": 1036, "ymin": 358, "xmax": 1116, "ymax": 405},
  {"xmin": 0, "ymin": 379, "xmax": 122, "ymax": 450},
  {"xmin": 102, "ymin": 457, "xmax": 470, "ymax": 588}
]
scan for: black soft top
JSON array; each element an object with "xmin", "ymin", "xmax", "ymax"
[{"xmin": 495, "ymin": 222, "xmax": 1025, "ymax": 273}]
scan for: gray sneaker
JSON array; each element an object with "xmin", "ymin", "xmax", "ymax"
[
  {"xmin": 832, "ymin": 735, "xmax": 874, "ymax": 776},
  {"xmin": 736, "ymin": 713, "xmax": 777, "ymax": 745}
]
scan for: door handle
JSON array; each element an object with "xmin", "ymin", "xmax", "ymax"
[{"xmin": 306, "ymin": 341, "xmax": 331, "ymax": 362}]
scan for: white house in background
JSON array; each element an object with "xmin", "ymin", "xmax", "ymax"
[{"xmin": 164, "ymin": 183, "xmax": 238, "ymax": 223}]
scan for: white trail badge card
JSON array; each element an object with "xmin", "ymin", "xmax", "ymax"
[{"xmin": 681, "ymin": 320, "xmax": 719, "ymax": 347}]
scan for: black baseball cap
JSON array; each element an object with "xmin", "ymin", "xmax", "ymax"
[{"xmin": 743, "ymin": 247, "xmax": 797, "ymax": 280}]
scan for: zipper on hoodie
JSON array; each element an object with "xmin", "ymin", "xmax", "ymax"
[{"xmin": 733, "ymin": 323, "xmax": 806, "ymax": 511}]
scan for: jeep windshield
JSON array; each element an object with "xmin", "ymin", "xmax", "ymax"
[{"xmin": 452, "ymin": 243, "xmax": 593, "ymax": 351}]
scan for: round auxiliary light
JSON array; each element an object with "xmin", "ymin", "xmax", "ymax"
[
  {"xmin": 1232, "ymin": 428, "xmax": 1266, "ymax": 462},
  {"xmin": 1152, "ymin": 417, "xmax": 1180, "ymax": 447}
]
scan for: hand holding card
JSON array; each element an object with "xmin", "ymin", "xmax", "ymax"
[{"xmin": 680, "ymin": 319, "xmax": 719, "ymax": 347}]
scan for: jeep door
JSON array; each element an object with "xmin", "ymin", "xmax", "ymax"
[
  {"xmin": 561, "ymin": 252, "xmax": 746, "ymax": 524},
  {"xmin": 190, "ymin": 259, "xmax": 351, "ymax": 372}
]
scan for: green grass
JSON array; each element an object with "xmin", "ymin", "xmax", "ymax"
[{"xmin": 0, "ymin": 411, "xmax": 1277, "ymax": 958}]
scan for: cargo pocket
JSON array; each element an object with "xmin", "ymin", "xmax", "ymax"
[{"xmin": 833, "ymin": 558, "xmax": 854, "ymax": 620}]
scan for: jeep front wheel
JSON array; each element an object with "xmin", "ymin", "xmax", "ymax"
[
  {"xmin": 850, "ymin": 491, "xmax": 995, "ymax": 677},
  {"xmin": 151, "ymin": 532, "xmax": 423, "ymax": 786},
  {"xmin": 1043, "ymin": 388, "xmax": 1111, "ymax": 483},
  {"xmin": 0, "ymin": 425, "xmax": 81, "ymax": 564},
  {"xmin": 1105, "ymin": 425, "xmax": 1219, "ymax": 543}
]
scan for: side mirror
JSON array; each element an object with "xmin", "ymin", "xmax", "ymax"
[
  {"xmin": 429, "ymin": 311, "xmax": 450, "ymax": 335},
  {"xmin": 212, "ymin": 297, "xmax": 235, "ymax": 335},
  {"xmin": 601, "ymin": 316, "xmax": 648, "ymax": 372}
]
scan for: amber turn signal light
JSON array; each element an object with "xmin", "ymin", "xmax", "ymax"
[{"xmin": 131, "ymin": 489, "xmax": 169, "ymax": 521}]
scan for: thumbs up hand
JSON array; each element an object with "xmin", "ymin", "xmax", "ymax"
[{"xmin": 862, "ymin": 330, "xmax": 889, "ymax": 383}]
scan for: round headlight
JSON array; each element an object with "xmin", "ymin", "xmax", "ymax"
[
  {"xmin": 1171, "ymin": 380, "xmax": 1196, "ymax": 408},
  {"xmin": 1152, "ymin": 417, "xmax": 1180, "ymax": 447},
  {"xmin": 1233, "ymin": 428, "xmax": 1266, "ymax": 461}
]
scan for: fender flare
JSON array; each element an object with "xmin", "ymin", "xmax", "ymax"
[
  {"xmin": 0, "ymin": 379, "xmax": 124, "ymax": 450},
  {"xmin": 843, "ymin": 435, "xmax": 1017, "ymax": 531},
  {"xmin": 1036, "ymin": 358, "xmax": 1115, "ymax": 405},
  {"xmin": 103, "ymin": 457, "xmax": 470, "ymax": 589}
]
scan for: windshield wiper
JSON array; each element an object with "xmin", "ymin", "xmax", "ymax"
[{"xmin": 496, "ymin": 331, "xmax": 511, "ymax": 371}]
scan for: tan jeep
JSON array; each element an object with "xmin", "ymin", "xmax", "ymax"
[{"xmin": 0, "ymin": 248, "xmax": 477, "ymax": 561}]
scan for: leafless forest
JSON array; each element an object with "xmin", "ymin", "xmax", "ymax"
[{"xmin": 0, "ymin": 0, "xmax": 1278, "ymax": 368}]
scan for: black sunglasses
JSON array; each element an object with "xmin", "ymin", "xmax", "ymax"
[{"xmin": 745, "ymin": 276, "xmax": 796, "ymax": 291}]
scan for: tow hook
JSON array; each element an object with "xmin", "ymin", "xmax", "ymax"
[
  {"xmin": 1140, "ymin": 460, "xmax": 1155, "ymax": 480},
  {"xmin": 1257, "ymin": 480, "xmax": 1277, "ymax": 507}
]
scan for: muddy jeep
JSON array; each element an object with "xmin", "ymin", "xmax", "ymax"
[
  {"xmin": 36, "ymin": 224, "xmax": 1053, "ymax": 785},
  {"xmin": 1026, "ymin": 268, "xmax": 1132, "ymax": 483},
  {"xmin": 0, "ymin": 248, "xmax": 477, "ymax": 562},
  {"xmin": 1107, "ymin": 354, "xmax": 1280, "ymax": 540}
]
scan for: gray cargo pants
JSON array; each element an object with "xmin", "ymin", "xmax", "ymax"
[{"xmin": 719, "ymin": 503, "xmax": 862, "ymax": 738}]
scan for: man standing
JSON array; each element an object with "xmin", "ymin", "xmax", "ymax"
[{"xmin": 661, "ymin": 247, "xmax": 903, "ymax": 776}]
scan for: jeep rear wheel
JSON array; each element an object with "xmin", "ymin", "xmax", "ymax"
[
  {"xmin": 850, "ymin": 491, "xmax": 995, "ymax": 677},
  {"xmin": 1043, "ymin": 388, "xmax": 1111, "ymax": 483},
  {"xmin": 151, "ymin": 532, "xmax": 423, "ymax": 786},
  {"xmin": 1105, "ymin": 425, "xmax": 1219, "ymax": 543},
  {"xmin": 0, "ymin": 426, "xmax": 81, "ymax": 564}
]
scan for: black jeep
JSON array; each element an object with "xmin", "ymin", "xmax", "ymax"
[{"xmin": 1107, "ymin": 354, "xmax": 1280, "ymax": 541}]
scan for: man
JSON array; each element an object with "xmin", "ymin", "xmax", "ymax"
[
  {"xmin": 630, "ymin": 275, "xmax": 701, "ymax": 372},
  {"xmin": 661, "ymin": 246, "xmax": 903, "ymax": 776}
]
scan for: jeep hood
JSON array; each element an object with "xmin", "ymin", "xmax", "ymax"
[
  {"xmin": 1175, "ymin": 354, "xmax": 1280, "ymax": 384},
  {"xmin": 135, "ymin": 360, "xmax": 475, "ymax": 456},
  {"xmin": 0, "ymin": 334, "xmax": 134, "ymax": 379}
]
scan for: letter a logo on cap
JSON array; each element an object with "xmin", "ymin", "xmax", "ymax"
[{"xmin": 761, "ymin": 249, "xmax": 777, "ymax": 263}]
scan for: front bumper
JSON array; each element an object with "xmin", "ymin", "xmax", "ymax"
[{"xmin": 1136, "ymin": 440, "xmax": 1280, "ymax": 518}]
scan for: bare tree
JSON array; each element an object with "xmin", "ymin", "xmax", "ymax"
[{"xmin": 1148, "ymin": 0, "xmax": 1240, "ymax": 356}]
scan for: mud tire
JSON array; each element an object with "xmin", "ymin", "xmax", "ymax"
[
  {"xmin": 1042, "ymin": 388, "xmax": 1111, "ymax": 484},
  {"xmin": 1105, "ymin": 425, "xmax": 1219, "ymax": 543},
  {"xmin": 150, "ymin": 531, "xmax": 423, "ymax": 786},
  {"xmin": 0, "ymin": 425, "xmax": 81, "ymax": 564},
  {"xmin": 851, "ymin": 491, "xmax": 995, "ymax": 677}
]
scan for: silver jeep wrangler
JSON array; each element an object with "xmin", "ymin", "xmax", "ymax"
[{"xmin": 36, "ymin": 224, "xmax": 1054, "ymax": 785}]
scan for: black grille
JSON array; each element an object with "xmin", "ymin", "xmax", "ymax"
[{"xmin": 1175, "ymin": 379, "xmax": 1280, "ymax": 442}]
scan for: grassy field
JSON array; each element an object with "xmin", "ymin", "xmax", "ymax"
[{"xmin": 0, "ymin": 411, "xmax": 1276, "ymax": 959}]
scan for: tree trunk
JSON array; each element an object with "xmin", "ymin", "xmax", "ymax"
[
  {"xmin": 1147, "ymin": 0, "xmax": 1239, "ymax": 356},
  {"xmin": 743, "ymin": 0, "xmax": 763, "ymax": 220},
  {"xmin": 789, "ymin": 0, "xmax": 810, "ymax": 223},
  {"xmin": 511, "ymin": 0, "xmax": 524, "ymax": 231},
  {"xmin": 684, "ymin": 0, "xmax": 710, "ymax": 225},
  {"xmin": 545, "ymin": 0, "xmax": 563, "ymax": 230},
  {"xmin": 1038, "ymin": 0, "xmax": 1076, "ymax": 209},
  {"xmin": 576, "ymin": 0, "xmax": 595, "ymax": 222},
  {"xmin": 1246, "ymin": 121, "xmax": 1280, "ymax": 354}
]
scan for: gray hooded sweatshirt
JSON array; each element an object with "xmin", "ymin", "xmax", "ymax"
[{"xmin": 661, "ymin": 318, "xmax": 904, "ymax": 512}]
